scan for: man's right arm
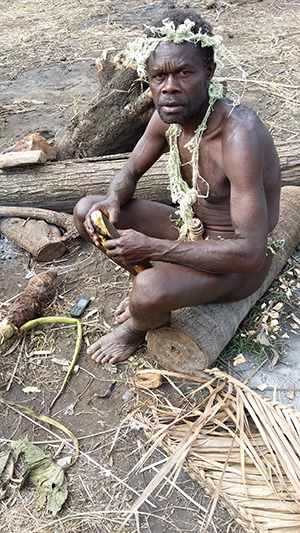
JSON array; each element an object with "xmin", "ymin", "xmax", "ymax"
[
  {"xmin": 103, "ymin": 111, "xmax": 169, "ymax": 224},
  {"xmin": 82, "ymin": 111, "xmax": 168, "ymax": 242}
]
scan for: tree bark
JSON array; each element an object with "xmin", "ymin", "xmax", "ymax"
[
  {"xmin": 0, "ymin": 140, "xmax": 299, "ymax": 213},
  {"xmin": 146, "ymin": 186, "xmax": 300, "ymax": 374}
]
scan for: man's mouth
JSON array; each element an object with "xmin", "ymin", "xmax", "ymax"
[{"xmin": 160, "ymin": 101, "xmax": 185, "ymax": 113}]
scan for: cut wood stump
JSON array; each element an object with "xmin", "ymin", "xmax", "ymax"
[
  {"xmin": 0, "ymin": 218, "xmax": 66, "ymax": 261},
  {"xmin": 146, "ymin": 186, "xmax": 300, "ymax": 374},
  {"xmin": 0, "ymin": 140, "xmax": 299, "ymax": 213}
]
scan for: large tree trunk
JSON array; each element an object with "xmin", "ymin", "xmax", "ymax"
[
  {"xmin": 55, "ymin": 52, "xmax": 154, "ymax": 160},
  {"xmin": 146, "ymin": 186, "xmax": 300, "ymax": 374},
  {"xmin": 0, "ymin": 153, "xmax": 171, "ymax": 213},
  {"xmin": 0, "ymin": 141, "xmax": 299, "ymax": 213}
]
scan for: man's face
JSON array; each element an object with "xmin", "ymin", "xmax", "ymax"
[{"xmin": 147, "ymin": 41, "xmax": 215, "ymax": 125}]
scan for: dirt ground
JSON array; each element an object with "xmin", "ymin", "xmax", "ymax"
[{"xmin": 1, "ymin": 1, "xmax": 300, "ymax": 532}]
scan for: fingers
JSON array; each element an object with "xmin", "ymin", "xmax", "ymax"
[{"xmin": 104, "ymin": 236, "xmax": 121, "ymax": 250}]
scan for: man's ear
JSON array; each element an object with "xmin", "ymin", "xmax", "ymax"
[{"xmin": 205, "ymin": 62, "xmax": 216, "ymax": 82}]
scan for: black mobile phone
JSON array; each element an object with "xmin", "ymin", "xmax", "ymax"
[{"xmin": 70, "ymin": 297, "xmax": 90, "ymax": 317}]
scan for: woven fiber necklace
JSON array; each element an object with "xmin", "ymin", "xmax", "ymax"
[{"xmin": 166, "ymin": 82, "xmax": 222, "ymax": 240}]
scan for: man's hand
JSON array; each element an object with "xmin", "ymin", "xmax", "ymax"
[
  {"xmin": 84, "ymin": 197, "xmax": 121, "ymax": 248},
  {"xmin": 104, "ymin": 229, "xmax": 153, "ymax": 266}
]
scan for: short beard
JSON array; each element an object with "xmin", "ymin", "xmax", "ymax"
[{"xmin": 155, "ymin": 93, "xmax": 209, "ymax": 125}]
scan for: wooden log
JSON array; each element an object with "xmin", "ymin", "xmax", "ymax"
[
  {"xmin": 0, "ymin": 140, "xmax": 299, "ymax": 213},
  {"xmin": 0, "ymin": 206, "xmax": 78, "ymax": 240},
  {"xmin": 0, "ymin": 218, "xmax": 66, "ymax": 261},
  {"xmin": 0, "ymin": 150, "xmax": 47, "ymax": 169},
  {"xmin": 146, "ymin": 186, "xmax": 300, "ymax": 374}
]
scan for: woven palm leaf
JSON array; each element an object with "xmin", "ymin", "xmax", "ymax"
[{"xmin": 125, "ymin": 368, "xmax": 300, "ymax": 533}]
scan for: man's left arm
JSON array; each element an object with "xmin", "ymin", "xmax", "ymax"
[{"xmin": 104, "ymin": 120, "xmax": 270, "ymax": 273}]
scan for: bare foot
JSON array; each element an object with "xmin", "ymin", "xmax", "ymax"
[
  {"xmin": 87, "ymin": 319, "xmax": 145, "ymax": 364},
  {"xmin": 115, "ymin": 296, "xmax": 131, "ymax": 323}
]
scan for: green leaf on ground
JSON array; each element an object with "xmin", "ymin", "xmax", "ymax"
[
  {"xmin": 11, "ymin": 436, "xmax": 68, "ymax": 515},
  {"xmin": 0, "ymin": 449, "xmax": 18, "ymax": 498}
]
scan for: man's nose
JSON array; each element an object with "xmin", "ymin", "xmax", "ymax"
[{"xmin": 162, "ymin": 74, "xmax": 181, "ymax": 93}]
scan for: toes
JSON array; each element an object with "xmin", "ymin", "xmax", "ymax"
[
  {"xmin": 87, "ymin": 339, "xmax": 103, "ymax": 356},
  {"xmin": 86, "ymin": 321, "xmax": 145, "ymax": 365},
  {"xmin": 115, "ymin": 309, "xmax": 131, "ymax": 324},
  {"xmin": 115, "ymin": 297, "xmax": 130, "ymax": 315},
  {"xmin": 115, "ymin": 297, "xmax": 130, "ymax": 322},
  {"xmin": 89, "ymin": 342, "xmax": 119, "ymax": 364},
  {"xmin": 91, "ymin": 350, "xmax": 103, "ymax": 363}
]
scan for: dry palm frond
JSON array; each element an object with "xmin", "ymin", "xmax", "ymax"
[{"xmin": 122, "ymin": 368, "xmax": 300, "ymax": 533}]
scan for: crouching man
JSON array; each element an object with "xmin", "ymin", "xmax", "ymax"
[{"xmin": 73, "ymin": 8, "xmax": 281, "ymax": 365}]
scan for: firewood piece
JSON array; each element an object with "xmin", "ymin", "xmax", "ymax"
[
  {"xmin": 0, "ymin": 218, "xmax": 66, "ymax": 261},
  {"xmin": 0, "ymin": 206, "xmax": 78, "ymax": 240},
  {"xmin": 0, "ymin": 269, "xmax": 57, "ymax": 344},
  {"xmin": 146, "ymin": 186, "xmax": 300, "ymax": 374},
  {"xmin": 0, "ymin": 150, "xmax": 47, "ymax": 169},
  {"xmin": 0, "ymin": 140, "xmax": 298, "ymax": 213},
  {"xmin": 130, "ymin": 371, "xmax": 163, "ymax": 390},
  {"xmin": 1, "ymin": 133, "xmax": 56, "ymax": 160}
]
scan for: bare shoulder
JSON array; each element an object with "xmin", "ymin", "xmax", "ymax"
[
  {"xmin": 219, "ymin": 99, "xmax": 276, "ymax": 152},
  {"xmin": 216, "ymin": 99, "xmax": 281, "ymax": 230},
  {"xmin": 145, "ymin": 109, "xmax": 170, "ymax": 139}
]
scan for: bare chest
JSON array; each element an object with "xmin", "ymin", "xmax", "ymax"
[{"xmin": 177, "ymin": 135, "xmax": 229, "ymax": 203}]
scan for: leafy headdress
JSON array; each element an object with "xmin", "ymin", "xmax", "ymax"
[{"xmin": 126, "ymin": 18, "xmax": 224, "ymax": 239}]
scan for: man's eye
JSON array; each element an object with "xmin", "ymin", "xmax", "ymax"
[
  {"xmin": 153, "ymin": 73, "xmax": 164, "ymax": 80},
  {"xmin": 179, "ymin": 70, "xmax": 190, "ymax": 77}
]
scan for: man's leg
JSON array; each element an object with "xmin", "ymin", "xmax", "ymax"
[
  {"xmin": 74, "ymin": 195, "xmax": 180, "ymax": 361},
  {"xmin": 74, "ymin": 195, "xmax": 179, "ymax": 241},
  {"xmin": 74, "ymin": 196, "xmax": 271, "ymax": 364},
  {"xmin": 87, "ymin": 263, "xmax": 244, "ymax": 364}
]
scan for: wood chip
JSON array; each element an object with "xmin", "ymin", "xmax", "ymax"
[
  {"xmin": 257, "ymin": 383, "xmax": 268, "ymax": 391},
  {"xmin": 233, "ymin": 353, "xmax": 246, "ymax": 366},
  {"xmin": 0, "ymin": 150, "xmax": 47, "ymax": 168},
  {"xmin": 131, "ymin": 372, "xmax": 163, "ymax": 389}
]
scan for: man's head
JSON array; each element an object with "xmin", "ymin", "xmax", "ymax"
[
  {"xmin": 148, "ymin": 40, "xmax": 216, "ymax": 124},
  {"xmin": 126, "ymin": 8, "xmax": 223, "ymax": 81},
  {"xmin": 126, "ymin": 9, "xmax": 224, "ymax": 124},
  {"xmin": 145, "ymin": 9, "xmax": 215, "ymax": 69}
]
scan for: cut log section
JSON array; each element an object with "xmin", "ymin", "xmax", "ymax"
[
  {"xmin": 0, "ymin": 206, "xmax": 78, "ymax": 240},
  {"xmin": 0, "ymin": 140, "xmax": 299, "ymax": 213},
  {"xmin": 146, "ymin": 186, "xmax": 300, "ymax": 374},
  {"xmin": 0, "ymin": 218, "xmax": 66, "ymax": 261}
]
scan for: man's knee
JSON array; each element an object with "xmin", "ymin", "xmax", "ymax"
[
  {"xmin": 130, "ymin": 268, "xmax": 165, "ymax": 317},
  {"xmin": 73, "ymin": 197, "xmax": 88, "ymax": 225},
  {"xmin": 73, "ymin": 195, "xmax": 105, "ymax": 226}
]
